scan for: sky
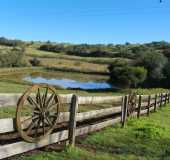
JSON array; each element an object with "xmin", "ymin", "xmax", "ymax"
[{"xmin": 0, "ymin": 0, "xmax": 170, "ymax": 44}]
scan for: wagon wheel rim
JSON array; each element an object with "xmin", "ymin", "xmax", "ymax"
[{"xmin": 16, "ymin": 84, "xmax": 60, "ymax": 143}]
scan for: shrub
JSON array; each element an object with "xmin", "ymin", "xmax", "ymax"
[
  {"xmin": 0, "ymin": 37, "xmax": 25, "ymax": 47},
  {"xmin": 108, "ymin": 60, "xmax": 147, "ymax": 88},
  {"xmin": 29, "ymin": 58, "xmax": 41, "ymax": 66},
  {"xmin": 136, "ymin": 49, "xmax": 167, "ymax": 87},
  {"xmin": 0, "ymin": 47, "xmax": 28, "ymax": 67}
]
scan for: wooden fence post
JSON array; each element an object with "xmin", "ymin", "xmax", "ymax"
[
  {"xmin": 147, "ymin": 95, "xmax": 151, "ymax": 116},
  {"xmin": 164, "ymin": 93, "xmax": 168, "ymax": 106},
  {"xmin": 154, "ymin": 94, "xmax": 157, "ymax": 112},
  {"xmin": 160, "ymin": 93, "xmax": 163, "ymax": 107},
  {"xmin": 68, "ymin": 94, "xmax": 79, "ymax": 146},
  {"xmin": 137, "ymin": 95, "xmax": 142, "ymax": 118},
  {"xmin": 168, "ymin": 93, "xmax": 170, "ymax": 103},
  {"xmin": 121, "ymin": 95, "xmax": 128, "ymax": 127}
]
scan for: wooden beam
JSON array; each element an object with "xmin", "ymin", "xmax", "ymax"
[
  {"xmin": 0, "ymin": 94, "xmax": 74, "ymax": 108},
  {"xmin": 68, "ymin": 95, "xmax": 79, "ymax": 146},
  {"xmin": 0, "ymin": 130, "xmax": 69, "ymax": 159},
  {"xmin": 168, "ymin": 93, "xmax": 170, "ymax": 103},
  {"xmin": 0, "ymin": 117, "xmax": 121, "ymax": 159},
  {"xmin": 160, "ymin": 93, "xmax": 163, "ymax": 107},
  {"xmin": 121, "ymin": 95, "xmax": 128, "ymax": 127},
  {"xmin": 0, "ymin": 94, "xmax": 122, "ymax": 108},
  {"xmin": 78, "ymin": 96, "xmax": 122, "ymax": 105},
  {"xmin": 164, "ymin": 93, "xmax": 168, "ymax": 106},
  {"xmin": 137, "ymin": 95, "xmax": 142, "ymax": 118},
  {"xmin": 154, "ymin": 94, "xmax": 157, "ymax": 112},
  {"xmin": 0, "ymin": 106, "xmax": 121, "ymax": 134},
  {"xmin": 76, "ymin": 117, "xmax": 121, "ymax": 136},
  {"xmin": 147, "ymin": 95, "xmax": 151, "ymax": 116}
]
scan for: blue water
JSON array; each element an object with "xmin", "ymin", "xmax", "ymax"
[{"xmin": 24, "ymin": 76, "xmax": 112, "ymax": 90}]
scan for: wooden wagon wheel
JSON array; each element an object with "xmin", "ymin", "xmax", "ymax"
[
  {"xmin": 128, "ymin": 92, "xmax": 137, "ymax": 116},
  {"xmin": 16, "ymin": 84, "xmax": 60, "ymax": 143}
]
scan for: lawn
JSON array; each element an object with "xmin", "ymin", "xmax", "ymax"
[{"xmin": 11, "ymin": 103, "xmax": 170, "ymax": 160}]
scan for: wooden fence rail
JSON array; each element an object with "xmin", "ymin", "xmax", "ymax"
[{"xmin": 0, "ymin": 92, "xmax": 169, "ymax": 159}]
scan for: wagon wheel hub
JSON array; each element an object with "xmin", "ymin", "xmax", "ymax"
[{"xmin": 16, "ymin": 84, "xmax": 60, "ymax": 143}]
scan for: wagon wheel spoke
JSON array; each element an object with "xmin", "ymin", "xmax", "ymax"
[
  {"xmin": 45, "ymin": 116, "xmax": 53, "ymax": 127},
  {"xmin": 35, "ymin": 119, "xmax": 41, "ymax": 137},
  {"xmin": 43, "ymin": 87, "xmax": 49, "ymax": 107},
  {"xmin": 36, "ymin": 88, "xmax": 43, "ymax": 109},
  {"xmin": 21, "ymin": 115, "xmax": 39, "ymax": 124},
  {"xmin": 47, "ymin": 101, "xmax": 59, "ymax": 111},
  {"xmin": 45, "ymin": 93, "xmax": 55, "ymax": 108},
  {"xmin": 42, "ymin": 118, "xmax": 46, "ymax": 135},
  {"xmin": 25, "ymin": 120, "xmax": 37, "ymax": 135},
  {"xmin": 27, "ymin": 96, "xmax": 40, "ymax": 111}
]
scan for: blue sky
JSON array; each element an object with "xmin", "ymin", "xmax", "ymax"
[{"xmin": 0, "ymin": 0, "xmax": 170, "ymax": 44}]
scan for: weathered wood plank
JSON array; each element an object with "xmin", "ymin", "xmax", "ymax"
[
  {"xmin": 0, "ymin": 106, "xmax": 121, "ymax": 134},
  {"xmin": 154, "ymin": 94, "xmax": 157, "ymax": 111},
  {"xmin": 0, "ymin": 94, "xmax": 122, "ymax": 107},
  {"xmin": 121, "ymin": 95, "xmax": 128, "ymax": 127},
  {"xmin": 0, "ymin": 117, "xmax": 121, "ymax": 159},
  {"xmin": 0, "ymin": 118, "xmax": 15, "ymax": 133},
  {"xmin": 0, "ymin": 130, "xmax": 69, "ymax": 159},
  {"xmin": 68, "ymin": 95, "xmax": 79, "ymax": 146},
  {"xmin": 0, "ymin": 94, "xmax": 73, "ymax": 108},
  {"xmin": 78, "ymin": 96, "xmax": 122, "ymax": 105},
  {"xmin": 147, "ymin": 95, "xmax": 151, "ymax": 116},
  {"xmin": 0, "ymin": 93, "xmax": 21, "ymax": 107},
  {"xmin": 76, "ymin": 117, "xmax": 121, "ymax": 136},
  {"xmin": 0, "ymin": 93, "xmax": 167, "ymax": 108},
  {"xmin": 137, "ymin": 95, "xmax": 142, "ymax": 118}
]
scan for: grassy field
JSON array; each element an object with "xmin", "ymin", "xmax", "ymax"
[
  {"xmin": 26, "ymin": 47, "xmax": 130, "ymax": 65},
  {"xmin": 14, "ymin": 103, "xmax": 170, "ymax": 160}
]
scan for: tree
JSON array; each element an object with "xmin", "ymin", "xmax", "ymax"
[
  {"xmin": 136, "ymin": 49, "xmax": 167, "ymax": 86},
  {"xmin": 163, "ymin": 61, "xmax": 170, "ymax": 88},
  {"xmin": 108, "ymin": 61, "xmax": 147, "ymax": 88}
]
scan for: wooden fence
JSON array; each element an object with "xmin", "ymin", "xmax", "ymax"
[{"xmin": 0, "ymin": 93, "xmax": 169, "ymax": 159}]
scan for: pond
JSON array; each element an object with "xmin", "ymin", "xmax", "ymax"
[{"xmin": 24, "ymin": 76, "xmax": 112, "ymax": 90}]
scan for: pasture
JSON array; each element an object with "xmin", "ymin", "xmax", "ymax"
[{"xmin": 0, "ymin": 43, "xmax": 170, "ymax": 160}]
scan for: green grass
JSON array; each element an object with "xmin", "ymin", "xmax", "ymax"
[
  {"xmin": 18, "ymin": 147, "xmax": 119, "ymax": 160},
  {"xmin": 0, "ymin": 81, "xmax": 28, "ymax": 93},
  {"xmin": 15, "ymin": 104, "xmax": 170, "ymax": 160},
  {"xmin": 82, "ymin": 105, "xmax": 170, "ymax": 159},
  {"xmin": 26, "ymin": 47, "xmax": 130, "ymax": 65}
]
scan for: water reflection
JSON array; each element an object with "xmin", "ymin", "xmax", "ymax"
[{"xmin": 24, "ymin": 76, "xmax": 112, "ymax": 90}]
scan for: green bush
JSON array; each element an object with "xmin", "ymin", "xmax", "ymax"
[
  {"xmin": 0, "ymin": 47, "xmax": 28, "ymax": 67},
  {"xmin": 29, "ymin": 58, "xmax": 41, "ymax": 66},
  {"xmin": 136, "ymin": 49, "xmax": 167, "ymax": 86},
  {"xmin": 108, "ymin": 60, "xmax": 147, "ymax": 88}
]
